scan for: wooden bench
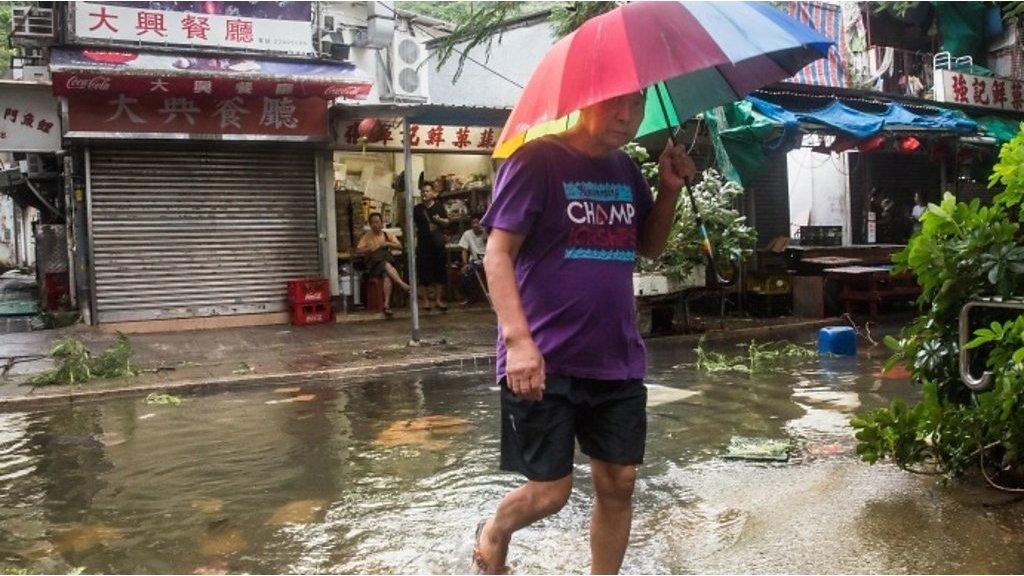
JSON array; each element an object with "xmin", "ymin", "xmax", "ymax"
[{"xmin": 824, "ymin": 266, "xmax": 922, "ymax": 318}]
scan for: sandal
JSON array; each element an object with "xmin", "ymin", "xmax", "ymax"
[{"xmin": 471, "ymin": 518, "xmax": 510, "ymax": 575}]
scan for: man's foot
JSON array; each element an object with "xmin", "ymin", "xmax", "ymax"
[
  {"xmin": 437, "ymin": 301, "xmax": 448, "ymax": 312},
  {"xmin": 471, "ymin": 518, "xmax": 509, "ymax": 575}
]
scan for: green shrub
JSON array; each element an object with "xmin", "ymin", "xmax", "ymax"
[
  {"xmin": 852, "ymin": 129, "xmax": 1024, "ymax": 486},
  {"xmin": 624, "ymin": 143, "xmax": 756, "ymax": 282}
]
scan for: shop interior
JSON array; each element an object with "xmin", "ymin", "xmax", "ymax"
[{"xmin": 334, "ymin": 148, "xmax": 495, "ymax": 311}]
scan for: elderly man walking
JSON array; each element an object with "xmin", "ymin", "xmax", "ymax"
[{"xmin": 473, "ymin": 90, "xmax": 696, "ymax": 574}]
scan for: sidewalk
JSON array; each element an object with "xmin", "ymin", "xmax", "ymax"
[{"xmin": 0, "ymin": 307, "xmax": 845, "ymax": 409}]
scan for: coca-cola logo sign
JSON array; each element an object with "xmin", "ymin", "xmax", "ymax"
[
  {"xmin": 323, "ymin": 83, "xmax": 370, "ymax": 99},
  {"xmin": 65, "ymin": 75, "xmax": 112, "ymax": 92}
]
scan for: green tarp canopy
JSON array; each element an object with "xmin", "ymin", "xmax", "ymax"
[
  {"xmin": 935, "ymin": 2, "xmax": 987, "ymax": 64},
  {"xmin": 705, "ymin": 100, "xmax": 784, "ymax": 185},
  {"xmin": 972, "ymin": 115, "xmax": 1023, "ymax": 143}
]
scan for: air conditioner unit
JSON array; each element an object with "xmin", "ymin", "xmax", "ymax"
[
  {"xmin": 21, "ymin": 65, "xmax": 49, "ymax": 82},
  {"xmin": 364, "ymin": 0, "xmax": 396, "ymax": 49},
  {"xmin": 388, "ymin": 33, "xmax": 429, "ymax": 101}
]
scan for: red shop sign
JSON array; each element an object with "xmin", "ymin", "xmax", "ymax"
[{"xmin": 67, "ymin": 93, "xmax": 327, "ymax": 139}]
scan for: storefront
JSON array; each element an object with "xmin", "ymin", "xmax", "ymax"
[
  {"xmin": 51, "ymin": 48, "xmax": 372, "ymax": 326},
  {"xmin": 330, "ymin": 105, "xmax": 508, "ymax": 310}
]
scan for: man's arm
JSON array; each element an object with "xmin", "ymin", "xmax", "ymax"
[
  {"xmin": 638, "ymin": 141, "xmax": 696, "ymax": 259},
  {"xmin": 484, "ymin": 229, "xmax": 545, "ymax": 401}
]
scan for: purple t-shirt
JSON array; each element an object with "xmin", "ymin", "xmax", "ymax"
[{"xmin": 482, "ymin": 136, "xmax": 653, "ymax": 381}]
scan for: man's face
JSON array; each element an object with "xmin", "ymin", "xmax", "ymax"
[
  {"xmin": 471, "ymin": 219, "xmax": 483, "ymax": 234},
  {"xmin": 580, "ymin": 91, "xmax": 646, "ymax": 150},
  {"xmin": 368, "ymin": 215, "xmax": 383, "ymax": 232},
  {"xmin": 422, "ymin": 185, "xmax": 436, "ymax": 201}
]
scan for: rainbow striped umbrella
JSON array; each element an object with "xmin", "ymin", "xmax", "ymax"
[{"xmin": 493, "ymin": 1, "xmax": 833, "ymax": 159}]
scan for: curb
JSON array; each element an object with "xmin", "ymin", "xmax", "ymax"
[
  {"xmin": 0, "ymin": 352, "xmax": 496, "ymax": 411},
  {"xmin": 0, "ymin": 317, "xmax": 848, "ymax": 411},
  {"xmin": 648, "ymin": 317, "xmax": 844, "ymax": 345}
]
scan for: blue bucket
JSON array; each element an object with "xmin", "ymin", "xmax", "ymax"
[{"xmin": 818, "ymin": 326, "xmax": 857, "ymax": 356}]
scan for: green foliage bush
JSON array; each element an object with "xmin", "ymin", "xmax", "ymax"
[
  {"xmin": 624, "ymin": 143, "xmax": 756, "ymax": 282},
  {"xmin": 852, "ymin": 127, "xmax": 1024, "ymax": 485}
]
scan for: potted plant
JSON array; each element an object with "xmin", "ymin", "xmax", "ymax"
[{"xmin": 625, "ymin": 143, "xmax": 755, "ymax": 295}]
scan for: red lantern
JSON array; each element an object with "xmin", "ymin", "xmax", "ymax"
[
  {"xmin": 357, "ymin": 118, "xmax": 386, "ymax": 143},
  {"xmin": 897, "ymin": 136, "xmax": 921, "ymax": 152},
  {"xmin": 857, "ymin": 134, "xmax": 885, "ymax": 153}
]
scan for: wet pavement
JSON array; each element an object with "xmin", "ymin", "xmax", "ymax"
[
  {"xmin": 0, "ymin": 306, "xmax": 836, "ymax": 408},
  {"xmin": 1, "ymin": 332, "xmax": 1023, "ymax": 574}
]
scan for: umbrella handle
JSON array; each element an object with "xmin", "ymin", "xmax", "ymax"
[
  {"xmin": 654, "ymin": 84, "xmax": 736, "ymax": 288},
  {"xmin": 683, "ymin": 177, "xmax": 737, "ymax": 288}
]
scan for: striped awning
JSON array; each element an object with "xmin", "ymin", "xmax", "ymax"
[{"xmin": 783, "ymin": 1, "xmax": 847, "ymax": 88}]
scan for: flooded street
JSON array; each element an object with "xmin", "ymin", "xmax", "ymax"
[{"xmin": 2, "ymin": 335, "xmax": 1023, "ymax": 574}]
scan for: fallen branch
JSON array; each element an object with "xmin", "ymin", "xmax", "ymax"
[
  {"xmin": 979, "ymin": 441, "xmax": 1024, "ymax": 493},
  {"xmin": 843, "ymin": 313, "xmax": 879, "ymax": 346}
]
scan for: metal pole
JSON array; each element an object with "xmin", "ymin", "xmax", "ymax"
[
  {"xmin": 403, "ymin": 118, "xmax": 420, "ymax": 343},
  {"xmin": 62, "ymin": 154, "xmax": 76, "ymax": 308},
  {"xmin": 11, "ymin": 202, "xmax": 21, "ymax": 267}
]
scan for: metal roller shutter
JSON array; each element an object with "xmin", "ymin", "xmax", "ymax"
[{"xmin": 87, "ymin": 145, "xmax": 319, "ymax": 323}]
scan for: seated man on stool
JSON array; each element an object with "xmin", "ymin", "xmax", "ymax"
[
  {"xmin": 356, "ymin": 212, "xmax": 410, "ymax": 317},
  {"xmin": 458, "ymin": 215, "xmax": 489, "ymax": 305}
]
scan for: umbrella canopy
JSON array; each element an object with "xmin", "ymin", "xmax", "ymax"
[{"xmin": 493, "ymin": 1, "xmax": 834, "ymax": 158}]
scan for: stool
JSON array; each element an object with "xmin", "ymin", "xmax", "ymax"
[{"xmin": 365, "ymin": 277, "xmax": 385, "ymax": 311}]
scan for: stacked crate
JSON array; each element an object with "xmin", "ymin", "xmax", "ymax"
[{"xmin": 287, "ymin": 278, "xmax": 333, "ymax": 325}]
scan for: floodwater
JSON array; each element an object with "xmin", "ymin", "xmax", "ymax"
[{"xmin": 2, "ymin": 335, "xmax": 1024, "ymax": 574}]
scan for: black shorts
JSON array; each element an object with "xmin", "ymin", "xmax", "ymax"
[{"xmin": 500, "ymin": 374, "xmax": 647, "ymax": 481}]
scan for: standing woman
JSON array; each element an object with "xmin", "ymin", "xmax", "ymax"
[{"xmin": 413, "ymin": 183, "xmax": 450, "ymax": 311}]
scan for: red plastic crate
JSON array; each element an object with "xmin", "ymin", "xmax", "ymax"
[
  {"xmin": 286, "ymin": 278, "xmax": 330, "ymax": 305},
  {"xmin": 290, "ymin": 301, "xmax": 333, "ymax": 326},
  {"xmin": 43, "ymin": 271, "xmax": 70, "ymax": 311}
]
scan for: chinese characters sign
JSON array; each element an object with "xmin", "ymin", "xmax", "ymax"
[
  {"xmin": 0, "ymin": 83, "xmax": 61, "ymax": 152},
  {"xmin": 49, "ymin": 48, "xmax": 372, "ymax": 101},
  {"xmin": 73, "ymin": 2, "xmax": 315, "ymax": 56},
  {"xmin": 67, "ymin": 94, "xmax": 327, "ymax": 139},
  {"xmin": 934, "ymin": 69, "xmax": 1024, "ymax": 112},
  {"xmin": 336, "ymin": 120, "xmax": 499, "ymax": 153}
]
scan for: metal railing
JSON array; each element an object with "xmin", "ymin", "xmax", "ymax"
[{"xmin": 959, "ymin": 297, "xmax": 1024, "ymax": 391}]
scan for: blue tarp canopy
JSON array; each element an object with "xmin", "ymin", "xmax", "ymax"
[{"xmin": 747, "ymin": 96, "xmax": 979, "ymax": 139}]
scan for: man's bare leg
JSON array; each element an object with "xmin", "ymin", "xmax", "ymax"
[
  {"xmin": 477, "ymin": 475, "xmax": 572, "ymax": 573},
  {"xmin": 384, "ymin": 263, "xmax": 410, "ymax": 292},
  {"xmin": 589, "ymin": 460, "xmax": 637, "ymax": 574},
  {"xmin": 382, "ymin": 276, "xmax": 393, "ymax": 310}
]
